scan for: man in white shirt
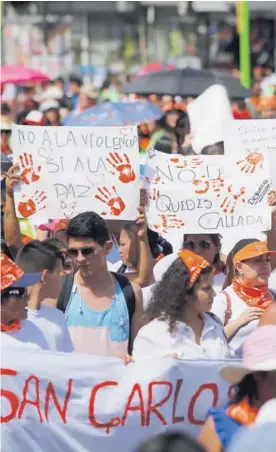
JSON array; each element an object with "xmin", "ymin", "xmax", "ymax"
[
  {"xmin": 15, "ymin": 240, "xmax": 74, "ymax": 352},
  {"xmin": 1, "ymin": 252, "xmax": 50, "ymax": 350}
]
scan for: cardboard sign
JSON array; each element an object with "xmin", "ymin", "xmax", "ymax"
[
  {"xmin": 12, "ymin": 125, "xmax": 140, "ymax": 223},
  {"xmin": 224, "ymin": 119, "xmax": 276, "ymax": 189},
  {"xmin": 1, "ymin": 347, "xmax": 232, "ymax": 452},
  {"xmin": 144, "ymin": 149, "xmax": 271, "ymax": 235},
  {"xmin": 187, "ymin": 85, "xmax": 233, "ymax": 154}
]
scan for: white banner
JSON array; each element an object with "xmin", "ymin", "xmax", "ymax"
[
  {"xmin": 224, "ymin": 119, "xmax": 276, "ymax": 189},
  {"xmin": 0, "ymin": 347, "xmax": 233, "ymax": 452},
  {"xmin": 12, "ymin": 125, "xmax": 140, "ymax": 223},
  {"xmin": 187, "ymin": 85, "xmax": 233, "ymax": 154},
  {"xmin": 144, "ymin": 149, "xmax": 271, "ymax": 235}
]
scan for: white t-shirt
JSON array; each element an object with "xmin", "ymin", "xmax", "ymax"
[
  {"xmin": 1, "ymin": 304, "xmax": 74, "ymax": 352},
  {"xmin": 27, "ymin": 303, "xmax": 74, "ymax": 352},
  {"xmin": 1, "ymin": 319, "xmax": 51, "ymax": 351},
  {"xmin": 212, "ymin": 285, "xmax": 259, "ymax": 357},
  {"xmin": 132, "ymin": 313, "xmax": 230, "ymax": 360}
]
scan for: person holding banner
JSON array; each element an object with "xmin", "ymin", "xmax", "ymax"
[
  {"xmin": 132, "ymin": 250, "xmax": 230, "ymax": 360},
  {"xmin": 199, "ymin": 325, "xmax": 276, "ymax": 452},
  {"xmin": 57, "ymin": 211, "xmax": 144, "ymax": 356},
  {"xmin": 211, "ymin": 239, "xmax": 276, "ymax": 358}
]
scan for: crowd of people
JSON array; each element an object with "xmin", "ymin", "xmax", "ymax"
[{"xmin": 1, "ymin": 66, "xmax": 276, "ymax": 451}]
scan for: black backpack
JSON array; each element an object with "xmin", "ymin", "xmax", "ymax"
[{"xmin": 57, "ymin": 272, "xmax": 136, "ymax": 353}]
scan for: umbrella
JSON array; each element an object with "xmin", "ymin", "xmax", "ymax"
[
  {"xmin": 122, "ymin": 68, "xmax": 251, "ymax": 99},
  {"xmin": 138, "ymin": 62, "xmax": 176, "ymax": 76},
  {"xmin": 63, "ymin": 101, "xmax": 163, "ymax": 126},
  {"xmin": 1, "ymin": 65, "xmax": 49, "ymax": 85}
]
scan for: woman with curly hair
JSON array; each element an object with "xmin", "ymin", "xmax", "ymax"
[{"xmin": 132, "ymin": 249, "xmax": 230, "ymax": 359}]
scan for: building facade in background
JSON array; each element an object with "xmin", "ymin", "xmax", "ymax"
[{"xmin": 2, "ymin": 1, "xmax": 275, "ymax": 80}]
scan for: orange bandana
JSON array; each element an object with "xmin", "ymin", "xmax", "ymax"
[
  {"xmin": 233, "ymin": 277, "xmax": 274, "ymax": 309},
  {"xmin": 0, "ymin": 321, "xmax": 21, "ymax": 332},
  {"xmin": 1, "ymin": 254, "xmax": 24, "ymax": 292},
  {"xmin": 227, "ymin": 398, "xmax": 258, "ymax": 426},
  {"xmin": 178, "ymin": 249, "xmax": 210, "ymax": 287}
]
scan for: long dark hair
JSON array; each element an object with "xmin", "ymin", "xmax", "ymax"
[
  {"xmin": 231, "ymin": 372, "xmax": 267, "ymax": 406},
  {"xmin": 145, "ymin": 257, "xmax": 212, "ymax": 332},
  {"xmin": 222, "ymin": 238, "xmax": 260, "ymax": 289}
]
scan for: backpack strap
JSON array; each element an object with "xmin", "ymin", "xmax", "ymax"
[
  {"xmin": 57, "ymin": 273, "xmax": 75, "ymax": 313},
  {"xmin": 222, "ymin": 290, "xmax": 232, "ymax": 326},
  {"xmin": 112, "ymin": 272, "xmax": 136, "ymax": 354},
  {"xmin": 112, "ymin": 272, "xmax": 136, "ymax": 320}
]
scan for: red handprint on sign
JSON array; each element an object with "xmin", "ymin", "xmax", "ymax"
[
  {"xmin": 193, "ymin": 176, "xmax": 224, "ymax": 195},
  {"xmin": 193, "ymin": 177, "xmax": 210, "ymax": 194},
  {"xmin": 220, "ymin": 185, "xmax": 246, "ymax": 214},
  {"xmin": 106, "ymin": 153, "xmax": 136, "ymax": 184},
  {"xmin": 170, "ymin": 156, "xmax": 203, "ymax": 170},
  {"xmin": 149, "ymin": 189, "xmax": 161, "ymax": 201},
  {"xmin": 236, "ymin": 152, "xmax": 264, "ymax": 173},
  {"xmin": 170, "ymin": 157, "xmax": 189, "ymax": 169},
  {"xmin": 153, "ymin": 214, "xmax": 185, "ymax": 234},
  {"xmin": 95, "ymin": 186, "xmax": 126, "ymax": 217},
  {"xmin": 19, "ymin": 153, "xmax": 41, "ymax": 185},
  {"xmin": 18, "ymin": 191, "xmax": 47, "ymax": 218}
]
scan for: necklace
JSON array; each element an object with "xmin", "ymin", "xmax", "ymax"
[{"xmin": 77, "ymin": 272, "xmax": 118, "ymax": 315}]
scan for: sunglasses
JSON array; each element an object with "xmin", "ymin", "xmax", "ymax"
[
  {"xmin": 2, "ymin": 287, "xmax": 26, "ymax": 298},
  {"xmin": 67, "ymin": 247, "xmax": 95, "ymax": 258},
  {"xmin": 183, "ymin": 240, "xmax": 212, "ymax": 251}
]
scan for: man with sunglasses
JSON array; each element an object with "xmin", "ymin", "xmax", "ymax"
[
  {"xmin": 14, "ymin": 241, "xmax": 74, "ymax": 352},
  {"xmin": 59, "ymin": 211, "xmax": 143, "ymax": 356}
]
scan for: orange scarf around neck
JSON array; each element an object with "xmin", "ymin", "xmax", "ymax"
[
  {"xmin": 0, "ymin": 321, "xmax": 21, "ymax": 332},
  {"xmin": 227, "ymin": 398, "xmax": 258, "ymax": 426},
  {"xmin": 232, "ymin": 277, "xmax": 273, "ymax": 309}
]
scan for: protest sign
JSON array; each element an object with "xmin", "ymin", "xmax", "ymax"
[
  {"xmin": 1, "ymin": 347, "xmax": 231, "ymax": 452},
  {"xmin": 144, "ymin": 149, "xmax": 271, "ymax": 235},
  {"xmin": 187, "ymin": 85, "xmax": 233, "ymax": 154},
  {"xmin": 224, "ymin": 118, "xmax": 276, "ymax": 189},
  {"xmin": 12, "ymin": 125, "xmax": 140, "ymax": 223}
]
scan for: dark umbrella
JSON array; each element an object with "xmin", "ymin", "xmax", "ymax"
[{"xmin": 122, "ymin": 68, "xmax": 251, "ymax": 99}]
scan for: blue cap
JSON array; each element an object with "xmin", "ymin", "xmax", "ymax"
[{"xmin": 11, "ymin": 273, "xmax": 41, "ymax": 288}]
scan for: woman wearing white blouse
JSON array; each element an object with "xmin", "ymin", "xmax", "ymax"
[
  {"xmin": 212, "ymin": 239, "xmax": 276, "ymax": 358},
  {"xmin": 133, "ymin": 250, "xmax": 230, "ymax": 360}
]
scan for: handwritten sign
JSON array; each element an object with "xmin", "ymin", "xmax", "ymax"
[
  {"xmin": 1, "ymin": 347, "xmax": 231, "ymax": 452},
  {"xmin": 144, "ymin": 149, "xmax": 271, "ymax": 235},
  {"xmin": 187, "ymin": 85, "xmax": 233, "ymax": 154},
  {"xmin": 12, "ymin": 125, "xmax": 140, "ymax": 223},
  {"xmin": 224, "ymin": 119, "xmax": 276, "ymax": 189}
]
